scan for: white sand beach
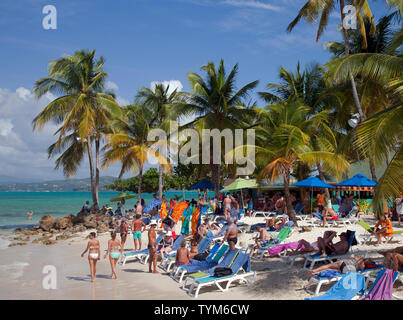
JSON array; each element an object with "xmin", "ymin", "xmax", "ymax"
[{"xmin": 0, "ymin": 215, "xmax": 402, "ymax": 300}]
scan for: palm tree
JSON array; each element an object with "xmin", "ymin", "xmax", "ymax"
[
  {"xmin": 135, "ymin": 84, "xmax": 184, "ymax": 200},
  {"xmin": 33, "ymin": 49, "xmax": 121, "ymax": 208},
  {"xmin": 172, "ymin": 59, "xmax": 259, "ymax": 198},
  {"xmin": 102, "ymin": 105, "xmax": 170, "ymax": 204},
  {"xmin": 253, "ymin": 99, "xmax": 350, "ymax": 224},
  {"xmin": 287, "ymin": 0, "xmax": 376, "ymax": 127}
]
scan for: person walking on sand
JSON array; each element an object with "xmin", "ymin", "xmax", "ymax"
[
  {"xmin": 104, "ymin": 232, "xmax": 122, "ymax": 279},
  {"xmin": 81, "ymin": 232, "xmax": 100, "ymax": 283},
  {"xmin": 120, "ymin": 218, "xmax": 128, "ymax": 251},
  {"xmin": 148, "ymin": 220, "xmax": 159, "ymax": 273},
  {"xmin": 131, "ymin": 214, "xmax": 146, "ymax": 251},
  {"xmin": 223, "ymin": 194, "xmax": 232, "ymax": 220}
]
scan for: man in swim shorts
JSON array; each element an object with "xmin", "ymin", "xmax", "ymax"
[
  {"xmin": 131, "ymin": 214, "xmax": 146, "ymax": 251},
  {"xmin": 249, "ymin": 226, "xmax": 272, "ymax": 257},
  {"xmin": 223, "ymin": 218, "xmax": 238, "ymax": 250}
]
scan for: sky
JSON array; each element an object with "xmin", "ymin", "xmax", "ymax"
[{"xmin": 0, "ymin": 0, "xmax": 394, "ymax": 182}]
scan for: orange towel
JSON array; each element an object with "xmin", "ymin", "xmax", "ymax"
[
  {"xmin": 171, "ymin": 202, "xmax": 188, "ymax": 223},
  {"xmin": 191, "ymin": 206, "xmax": 201, "ymax": 235},
  {"xmin": 160, "ymin": 201, "xmax": 167, "ymax": 228}
]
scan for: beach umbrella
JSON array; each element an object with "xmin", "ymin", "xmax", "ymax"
[
  {"xmin": 143, "ymin": 199, "xmax": 163, "ymax": 214},
  {"xmin": 335, "ymin": 174, "xmax": 376, "ymax": 199},
  {"xmin": 221, "ymin": 178, "xmax": 258, "ymax": 208},
  {"xmin": 291, "ymin": 176, "xmax": 335, "ymax": 215},
  {"xmin": 109, "ymin": 192, "xmax": 136, "ymax": 202}
]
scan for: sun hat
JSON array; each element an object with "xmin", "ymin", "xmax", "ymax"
[
  {"xmin": 150, "ymin": 219, "xmax": 158, "ymax": 226},
  {"xmin": 165, "ymin": 231, "xmax": 172, "ymax": 237}
]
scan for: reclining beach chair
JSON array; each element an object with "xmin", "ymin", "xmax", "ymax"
[
  {"xmin": 295, "ymin": 204, "xmax": 308, "ymax": 221},
  {"xmin": 363, "ymin": 268, "xmax": 401, "ymax": 300},
  {"xmin": 157, "ymin": 235, "xmax": 186, "ymax": 271},
  {"xmin": 170, "ymin": 243, "xmax": 229, "ymax": 283},
  {"xmin": 307, "ymin": 212, "xmax": 338, "ymax": 228},
  {"xmin": 358, "ymin": 220, "xmax": 403, "ymax": 245},
  {"xmin": 305, "ymin": 264, "xmax": 384, "ymax": 296},
  {"xmin": 183, "ymin": 251, "xmax": 256, "ymax": 298},
  {"xmin": 251, "ymin": 210, "xmax": 275, "ymax": 218},
  {"xmin": 303, "ymin": 231, "xmax": 357, "ymax": 270},
  {"xmin": 335, "ymin": 206, "xmax": 359, "ymax": 226},
  {"xmin": 119, "ymin": 235, "xmax": 163, "ymax": 266},
  {"xmin": 247, "ymin": 226, "xmax": 293, "ymax": 260}
]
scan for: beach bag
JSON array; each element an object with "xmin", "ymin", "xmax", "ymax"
[
  {"xmin": 193, "ymin": 251, "xmax": 209, "ymax": 261},
  {"xmin": 213, "ymin": 267, "xmax": 232, "ymax": 277}
]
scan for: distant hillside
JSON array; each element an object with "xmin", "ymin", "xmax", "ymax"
[{"xmin": 0, "ymin": 176, "xmax": 117, "ymax": 192}]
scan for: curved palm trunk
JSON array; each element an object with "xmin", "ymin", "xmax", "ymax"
[
  {"xmin": 368, "ymin": 158, "xmax": 377, "ymax": 182},
  {"xmin": 158, "ymin": 164, "xmax": 163, "ymax": 200},
  {"xmin": 284, "ymin": 169, "xmax": 297, "ymax": 226},
  {"xmin": 138, "ymin": 166, "xmax": 143, "ymax": 206},
  {"xmin": 339, "ymin": 0, "xmax": 365, "ymax": 120},
  {"xmin": 317, "ymin": 162, "xmax": 330, "ymax": 200},
  {"xmin": 94, "ymin": 136, "xmax": 100, "ymax": 210},
  {"xmin": 86, "ymin": 137, "xmax": 98, "ymax": 208}
]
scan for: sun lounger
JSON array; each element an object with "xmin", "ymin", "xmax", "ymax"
[
  {"xmin": 359, "ymin": 269, "xmax": 400, "ymax": 300},
  {"xmin": 170, "ymin": 243, "xmax": 229, "ymax": 283},
  {"xmin": 119, "ymin": 235, "xmax": 163, "ymax": 266},
  {"xmin": 303, "ymin": 231, "xmax": 357, "ymax": 270},
  {"xmin": 363, "ymin": 268, "xmax": 402, "ymax": 300},
  {"xmin": 251, "ymin": 210, "xmax": 275, "ymax": 218},
  {"xmin": 305, "ymin": 265, "xmax": 384, "ymax": 296},
  {"xmin": 183, "ymin": 251, "xmax": 256, "ymax": 298},
  {"xmin": 307, "ymin": 212, "xmax": 339, "ymax": 228},
  {"xmin": 358, "ymin": 220, "xmax": 403, "ymax": 245},
  {"xmin": 157, "ymin": 235, "xmax": 186, "ymax": 271}
]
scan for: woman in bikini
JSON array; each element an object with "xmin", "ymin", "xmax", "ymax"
[
  {"xmin": 81, "ymin": 232, "xmax": 100, "ymax": 283},
  {"xmin": 158, "ymin": 231, "xmax": 174, "ymax": 259},
  {"xmin": 104, "ymin": 232, "xmax": 122, "ymax": 279}
]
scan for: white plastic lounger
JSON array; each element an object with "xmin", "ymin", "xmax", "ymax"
[
  {"xmin": 119, "ymin": 235, "xmax": 163, "ymax": 266},
  {"xmin": 251, "ymin": 210, "xmax": 275, "ymax": 218},
  {"xmin": 183, "ymin": 252, "xmax": 256, "ymax": 298}
]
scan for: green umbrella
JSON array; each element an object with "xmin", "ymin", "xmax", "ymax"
[
  {"xmin": 110, "ymin": 192, "xmax": 137, "ymax": 202},
  {"xmin": 221, "ymin": 178, "xmax": 258, "ymax": 209}
]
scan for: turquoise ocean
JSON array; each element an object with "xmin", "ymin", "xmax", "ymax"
[{"xmin": 0, "ymin": 190, "xmax": 206, "ymax": 229}]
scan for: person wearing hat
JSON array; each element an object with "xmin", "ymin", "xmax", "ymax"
[
  {"xmin": 159, "ymin": 230, "xmax": 174, "ymax": 259},
  {"xmin": 148, "ymin": 220, "xmax": 159, "ymax": 273}
]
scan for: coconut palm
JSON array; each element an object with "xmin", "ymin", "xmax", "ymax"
[
  {"xmin": 102, "ymin": 105, "xmax": 170, "ymax": 204},
  {"xmin": 32, "ymin": 49, "xmax": 121, "ymax": 208},
  {"xmin": 253, "ymin": 99, "xmax": 350, "ymax": 224},
  {"xmin": 135, "ymin": 84, "xmax": 184, "ymax": 200},
  {"xmin": 172, "ymin": 59, "xmax": 259, "ymax": 198},
  {"xmin": 287, "ymin": 0, "xmax": 376, "ymax": 126}
]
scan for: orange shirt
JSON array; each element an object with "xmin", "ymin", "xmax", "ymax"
[
  {"xmin": 375, "ymin": 218, "xmax": 393, "ymax": 236},
  {"xmin": 317, "ymin": 194, "xmax": 326, "ymax": 206}
]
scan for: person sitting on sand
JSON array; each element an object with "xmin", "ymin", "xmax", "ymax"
[
  {"xmin": 185, "ymin": 232, "xmax": 202, "ymax": 259},
  {"xmin": 316, "ymin": 230, "xmax": 349, "ymax": 257},
  {"xmin": 159, "ymin": 231, "xmax": 174, "ymax": 259},
  {"xmin": 372, "ymin": 215, "xmax": 394, "ymax": 245},
  {"xmin": 148, "ymin": 220, "xmax": 159, "ymax": 273},
  {"xmin": 104, "ymin": 232, "xmax": 122, "ymax": 280},
  {"xmin": 120, "ymin": 219, "xmax": 128, "ymax": 251},
  {"xmin": 223, "ymin": 218, "xmax": 238, "ymax": 250},
  {"xmin": 249, "ymin": 226, "xmax": 272, "ymax": 257},
  {"xmin": 306, "ymin": 256, "xmax": 369, "ymax": 278},
  {"xmin": 265, "ymin": 217, "xmax": 286, "ymax": 231},
  {"xmin": 131, "ymin": 214, "xmax": 146, "ymax": 251},
  {"xmin": 378, "ymin": 246, "xmax": 403, "ymax": 271},
  {"xmin": 175, "ymin": 241, "xmax": 190, "ymax": 266},
  {"xmin": 81, "ymin": 232, "xmax": 100, "ymax": 283}
]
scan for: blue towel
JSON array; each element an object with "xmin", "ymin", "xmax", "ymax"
[
  {"xmin": 316, "ymin": 270, "xmax": 342, "ymax": 278},
  {"xmin": 306, "ymin": 272, "xmax": 366, "ymax": 300}
]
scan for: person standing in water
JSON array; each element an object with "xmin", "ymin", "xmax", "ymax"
[
  {"xmin": 81, "ymin": 232, "xmax": 100, "ymax": 283},
  {"xmin": 27, "ymin": 211, "xmax": 33, "ymax": 220},
  {"xmin": 104, "ymin": 232, "xmax": 122, "ymax": 279}
]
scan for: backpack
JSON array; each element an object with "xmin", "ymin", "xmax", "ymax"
[
  {"xmin": 213, "ymin": 267, "xmax": 232, "ymax": 277},
  {"xmin": 193, "ymin": 251, "xmax": 209, "ymax": 261}
]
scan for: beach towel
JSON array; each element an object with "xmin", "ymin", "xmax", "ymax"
[
  {"xmin": 306, "ymin": 272, "xmax": 366, "ymax": 300},
  {"xmin": 191, "ymin": 206, "xmax": 201, "ymax": 235},
  {"xmin": 181, "ymin": 206, "xmax": 193, "ymax": 235},
  {"xmin": 160, "ymin": 201, "xmax": 167, "ymax": 228},
  {"xmin": 362, "ymin": 269, "xmax": 397, "ymax": 300},
  {"xmin": 268, "ymin": 241, "xmax": 300, "ymax": 256}
]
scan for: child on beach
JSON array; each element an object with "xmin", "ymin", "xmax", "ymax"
[
  {"xmin": 81, "ymin": 232, "xmax": 100, "ymax": 283},
  {"xmin": 104, "ymin": 232, "xmax": 122, "ymax": 279},
  {"xmin": 131, "ymin": 214, "xmax": 146, "ymax": 251}
]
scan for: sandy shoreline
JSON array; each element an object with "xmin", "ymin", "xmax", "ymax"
[{"xmin": 0, "ymin": 215, "xmax": 402, "ymax": 300}]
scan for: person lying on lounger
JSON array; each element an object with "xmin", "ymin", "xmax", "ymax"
[
  {"xmin": 306, "ymin": 256, "xmax": 370, "ymax": 278},
  {"xmin": 317, "ymin": 230, "xmax": 349, "ymax": 257},
  {"xmin": 321, "ymin": 206, "xmax": 338, "ymax": 227},
  {"xmin": 288, "ymin": 239, "xmax": 320, "ymax": 255},
  {"xmin": 378, "ymin": 246, "xmax": 403, "ymax": 271},
  {"xmin": 249, "ymin": 226, "xmax": 273, "ymax": 257},
  {"xmin": 265, "ymin": 217, "xmax": 286, "ymax": 231},
  {"xmin": 207, "ymin": 223, "xmax": 222, "ymax": 237}
]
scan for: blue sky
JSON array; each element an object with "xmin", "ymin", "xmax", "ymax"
[{"xmin": 0, "ymin": 0, "xmax": 394, "ymax": 181}]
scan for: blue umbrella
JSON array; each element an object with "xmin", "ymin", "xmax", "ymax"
[
  {"xmin": 143, "ymin": 199, "xmax": 163, "ymax": 214},
  {"xmin": 291, "ymin": 176, "xmax": 335, "ymax": 214},
  {"xmin": 335, "ymin": 174, "xmax": 376, "ymax": 187},
  {"xmin": 189, "ymin": 179, "xmax": 223, "ymax": 190}
]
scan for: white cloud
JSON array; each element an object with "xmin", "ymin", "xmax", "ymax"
[
  {"xmin": 105, "ymin": 81, "xmax": 119, "ymax": 92},
  {"xmin": 150, "ymin": 80, "xmax": 183, "ymax": 96},
  {"xmin": 16, "ymin": 87, "xmax": 32, "ymax": 101},
  {"xmin": 0, "ymin": 119, "xmax": 13, "ymax": 137},
  {"xmin": 222, "ymin": 0, "xmax": 282, "ymax": 11},
  {"xmin": 116, "ymin": 96, "xmax": 130, "ymax": 107}
]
